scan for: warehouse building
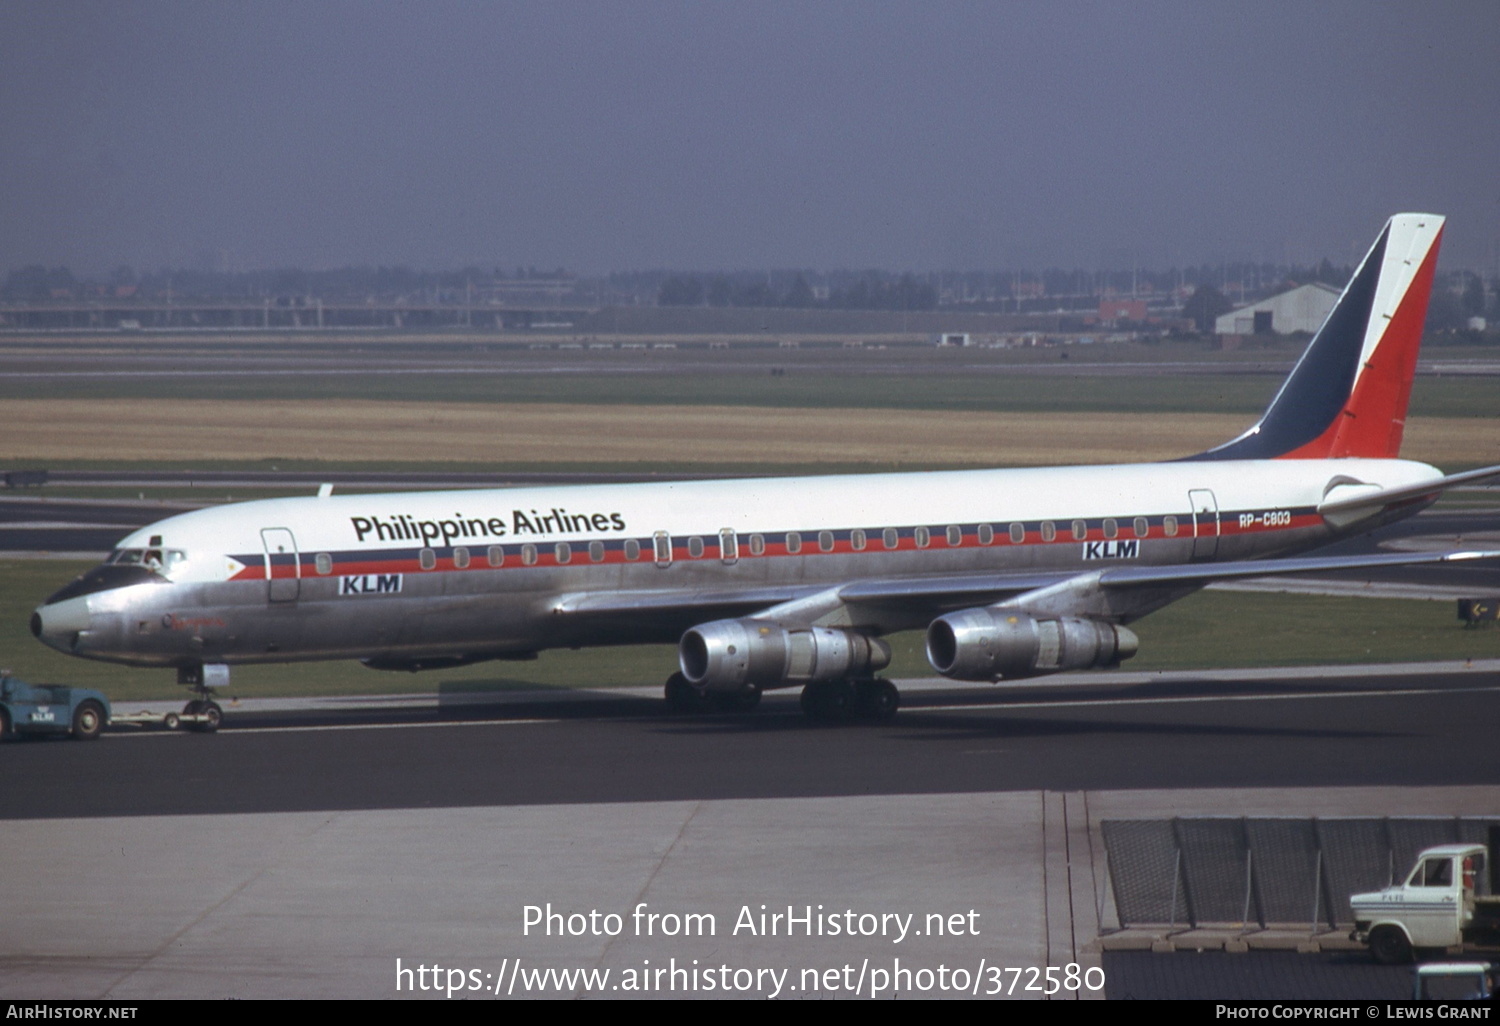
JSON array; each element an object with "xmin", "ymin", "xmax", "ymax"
[{"xmin": 1216, "ymin": 282, "xmax": 1340, "ymax": 335}]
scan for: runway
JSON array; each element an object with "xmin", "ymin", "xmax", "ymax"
[{"xmin": 5, "ymin": 664, "xmax": 1500, "ymax": 823}]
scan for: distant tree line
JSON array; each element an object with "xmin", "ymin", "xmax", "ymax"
[{"xmin": 656, "ymin": 271, "xmax": 936, "ymax": 310}]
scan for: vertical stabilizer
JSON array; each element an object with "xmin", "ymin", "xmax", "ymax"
[{"xmin": 1190, "ymin": 213, "xmax": 1444, "ymax": 461}]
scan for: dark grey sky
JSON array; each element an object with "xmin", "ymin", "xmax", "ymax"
[{"xmin": 2, "ymin": 1, "xmax": 1497, "ymax": 274}]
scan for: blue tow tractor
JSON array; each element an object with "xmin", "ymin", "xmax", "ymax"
[
  {"xmin": 0, "ymin": 674, "xmax": 111, "ymax": 740},
  {"xmin": 0, "ymin": 673, "xmax": 223, "ymax": 739}
]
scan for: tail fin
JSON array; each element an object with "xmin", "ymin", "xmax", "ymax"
[{"xmin": 1190, "ymin": 213, "xmax": 1444, "ymax": 461}]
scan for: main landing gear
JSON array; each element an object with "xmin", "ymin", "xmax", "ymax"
[
  {"xmin": 799, "ymin": 678, "xmax": 899, "ymax": 723},
  {"xmin": 662, "ymin": 673, "xmax": 899, "ymax": 723}
]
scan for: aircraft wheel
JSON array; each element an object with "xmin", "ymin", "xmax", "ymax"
[
  {"xmin": 708, "ymin": 686, "xmax": 761, "ymax": 712},
  {"xmin": 856, "ymin": 679, "xmax": 900, "ymax": 721},
  {"xmin": 664, "ymin": 673, "xmax": 706, "ymax": 713},
  {"xmin": 199, "ymin": 702, "xmax": 222, "ymax": 733},
  {"xmin": 1368, "ymin": 926, "xmax": 1412, "ymax": 965},
  {"xmin": 71, "ymin": 700, "xmax": 104, "ymax": 741},
  {"xmin": 801, "ymin": 680, "xmax": 856, "ymax": 722}
]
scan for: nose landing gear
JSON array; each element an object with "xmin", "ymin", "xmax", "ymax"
[{"xmin": 176, "ymin": 664, "xmax": 228, "ymax": 733}]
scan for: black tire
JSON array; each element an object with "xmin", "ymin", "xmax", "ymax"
[
  {"xmin": 163, "ymin": 712, "xmax": 180, "ymax": 730},
  {"xmin": 801, "ymin": 680, "xmax": 856, "ymax": 722},
  {"xmin": 71, "ymin": 700, "xmax": 104, "ymax": 741},
  {"xmin": 708, "ymin": 686, "xmax": 761, "ymax": 712},
  {"xmin": 664, "ymin": 673, "xmax": 706, "ymax": 713},
  {"xmin": 1369, "ymin": 926, "xmax": 1413, "ymax": 965},
  {"xmin": 199, "ymin": 701, "xmax": 222, "ymax": 733},
  {"xmin": 0, "ymin": 706, "xmax": 9, "ymax": 741},
  {"xmin": 856, "ymin": 679, "xmax": 900, "ymax": 721}
]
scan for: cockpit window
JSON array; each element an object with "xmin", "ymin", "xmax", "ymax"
[{"xmin": 109, "ymin": 548, "xmax": 186, "ymax": 574}]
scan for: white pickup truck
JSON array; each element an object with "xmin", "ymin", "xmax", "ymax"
[{"xmin": 1351, "ymin": 844, "xmax": 1500, "ymax": 964}]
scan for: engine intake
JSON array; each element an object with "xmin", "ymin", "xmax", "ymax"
[
  {"xmin": 679, "ymin": 619, "xmax": 891, "ymax": 692},
  {"xmin": 926, "ymin": 608, "xmax": 1137, "ymax": 681}
]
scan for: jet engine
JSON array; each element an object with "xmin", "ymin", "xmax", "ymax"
[
  {"xmin": 679, "ymin": 619, "xmax": 891, "ymax": 692},
  {"xmin": 925, "ymin": 608, "xmax": 1138, "ymax": 681}
]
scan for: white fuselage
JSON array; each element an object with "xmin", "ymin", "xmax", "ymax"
[{"xmin": 33, "ymin": 456, "xmax": 1440, "ymax": 671}]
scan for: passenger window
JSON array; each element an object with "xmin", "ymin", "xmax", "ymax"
[
  {"xmin": 589, "ymin": 540, "xmax": 605, "ymax": 563},
  {"xmin": 1071, "ymin": 520, "xmax": 1087, "ymax": 541},
  {"xmin": 1103, "ymin": 519, "xmax": 1117, "ymax": 540},
  {"xmin": 914, "ymin": 527, "xmax": 930, "ymax": 548},
  {"xmin": 851, "ymin": 529, "xmax": 866, "ymax": 551},
  {"xmin": 748, "ymin": 534, "xmax": 765, "ymax": 556},
  {"xmin": 1163, "ymin": 515, "xmax": 1179, "ymax": 537},
  {"xmin": 786, "ymin": 532, "xmax": 802, "ymax": 554},
  {"xmin": 315, "ymin": 552, "xmax": 333, "ymax": 575},
  {"xmin": 818, "ymin": 530, "xmax": 834, "ymax": 553},
  {"xmin": 554, "ymin": 542, "xmax": 572, "ymax": 564},
  {"xmin": 452, "ymin": 547, "xmax": 469, "ymax": 569},
  {"xmin": 883, "ymin": 528, "xmax": 899, "ymax": 549},
  {"xmin": 1009, "ymin": 522, "xmax": 1025, "ymax": 544},
  {"xmin": 1133, "ymin": 517, "xmax": 1149, "ymax": 538},
  {"xmin": 488, "ymin": 545, "xmax": 505, "ymax": 567},
  {"xmin": 623, "ymin": 539, "xmax": 641, "ymax": 561},
  {"xmin": 977, "ymin": 524, "xmax": 994, "ymax": 545},
  {"xmin": 946, "ymin": 525, "xmax": 962, "ymax": 547},
  {"xmin": 420, "ymin": 548, "xmax": 437, "ymax": 570},
  {"xmin": 522, "ymin": 544, "xmax": 538, "ymax": 566},
  {"xmin": 688, "ymin": 536, "xmax": 705, "ymax": 559},
  {"xmin": 1041, "ymin": 521, "xmax": 1056, "ymax": 542}
]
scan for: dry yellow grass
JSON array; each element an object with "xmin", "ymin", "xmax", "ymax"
[{"xmin": 0, "ymin": 399, "xmax": 1492, "ymax": 468}]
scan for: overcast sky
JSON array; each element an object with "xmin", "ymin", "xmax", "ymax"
[{"xmin": 2, "ymin": 1, "xmax": 1497, "ymax": 275}]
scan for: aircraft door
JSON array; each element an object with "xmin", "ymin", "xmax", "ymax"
[
  {"xmin": 1188, "ymin": 489, "xmax": 1219, "ymax": 559},
  {"xmin": 261, "ymin": 528, "xmax": 301, "ymax": 602}
]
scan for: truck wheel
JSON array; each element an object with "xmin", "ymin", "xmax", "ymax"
[
  {"xmin": 71, "ymin": 700, "xmax": 104, "ymax": 741},
  {"xmin": 163, "ymin": 713, "xmax": 180, "ymax": 730},
  {"xmin": 1369, "ymin": 926, "xmax": 1412, "ymax": 965}
]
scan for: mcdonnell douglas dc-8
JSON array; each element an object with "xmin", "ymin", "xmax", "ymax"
[{"xmin": 29, "ymin": 214, "xmax": 1500, "ymax": 727}]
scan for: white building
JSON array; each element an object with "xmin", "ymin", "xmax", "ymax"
[{"xmin": 1216, "ymin": 282, "xmax": 1340, "ymax": 336}]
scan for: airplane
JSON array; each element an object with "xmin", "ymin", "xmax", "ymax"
[{"xmin": 28, "ymin": 213, "xmax": 1500, "ymax": 728}]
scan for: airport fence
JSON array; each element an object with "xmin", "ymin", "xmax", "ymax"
[{"xmin": 1102, "ymin": 816, "xmax": 1500, "ymax": 930}]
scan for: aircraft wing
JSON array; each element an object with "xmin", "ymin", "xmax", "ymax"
[
  {"xmin": 552, "ymin": 548, "xmax": 1500, "ymax": 633},
  {"xmin": 551, "ymin": 583, "xmax": 826, "ymax": 618},
  {"xmin": 839, "ymin": 548, "xmax": 1500, "ymax": 604}
]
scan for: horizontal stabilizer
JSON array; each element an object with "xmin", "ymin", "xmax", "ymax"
[{"xmin": 1317, "ymin": 463, "xmax": 1500, "ymax": 515}]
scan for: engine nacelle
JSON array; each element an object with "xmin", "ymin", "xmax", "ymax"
[
  {"xmin": 926, "ymin": 608, "xmax": 1138, "ymax": 681},
  {"xmin": 679, "ymin": 619, "xmax": 891, "ymax": 692}
]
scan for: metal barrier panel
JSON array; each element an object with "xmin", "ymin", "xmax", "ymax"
[
  {"xmin": 1102, "ymin": 820, "xmax": 1185, "ymax": 927},
  {"xmin": 1386, "ymin": 817, "xmax": 1460, "ymax": 878},
  {"xmin": 1313, "ymin": 819, "xmax": 1392, "ymax": 925},
  {"xmin": 1104, "ymin": 816, "xmax": 1500, "ymax": 929},
  {"xmin": 1175, "ymin": 818, "xmax": 1252, "ymax": 926},
  {"xmin": 1244, "ymin": 818, "xmax": 1327, "ymax": 928}
]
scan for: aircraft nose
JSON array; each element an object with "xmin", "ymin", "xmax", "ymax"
[{"xmin": 31, "ymin": 596, "xmax": 92, "ymax": 652}]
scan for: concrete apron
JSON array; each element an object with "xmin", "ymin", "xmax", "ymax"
[{"xmin": 3, "ymin": 786, "xmax": 1498, "ymax": 1000}]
